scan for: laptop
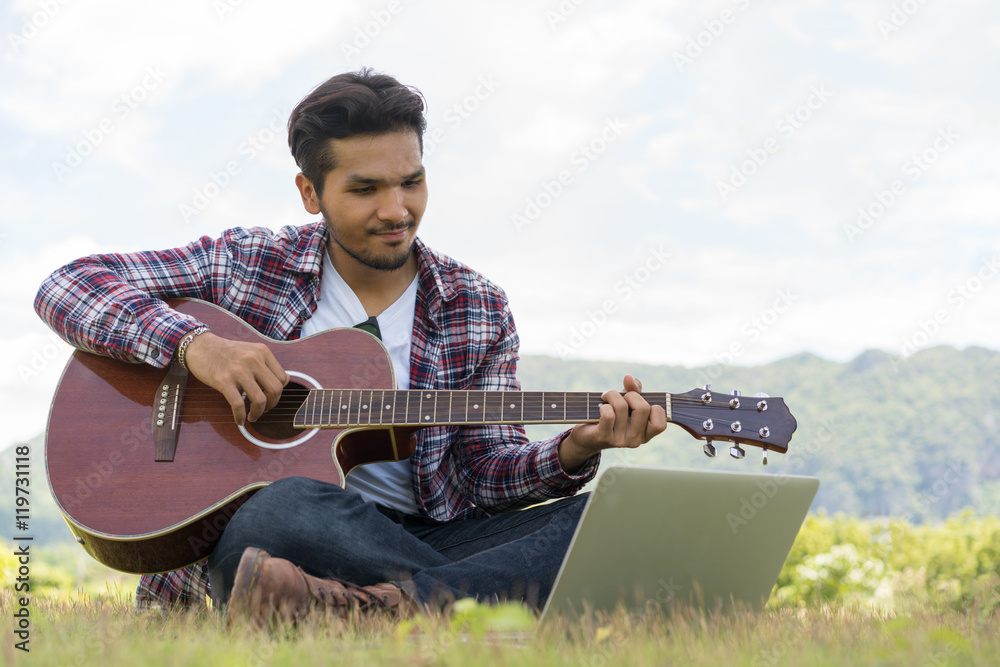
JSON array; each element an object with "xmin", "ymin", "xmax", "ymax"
[{"xmin": 539, "ymin": 465, "xmax": 819, "ymax": 621}]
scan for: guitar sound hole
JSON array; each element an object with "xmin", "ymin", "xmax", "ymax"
[{"xmin": 248, "ymin": 381, "xmax": 308, "ymax": 441}]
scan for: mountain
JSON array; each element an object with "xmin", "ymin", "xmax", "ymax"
[
  {"xmin": 516, "ymin": 345, "xmax": 1000, "ymax": 521},
  {"xmin": 6, "ymin": 345, "xmax": 998, "ymax": 548}
]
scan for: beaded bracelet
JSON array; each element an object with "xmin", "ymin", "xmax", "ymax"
[{"xmin": 176, "ymin": 326, "xmax": 210, "ymax": 370}]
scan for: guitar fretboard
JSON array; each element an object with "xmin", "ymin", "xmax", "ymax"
[{"xmin": 293, "ymin": 390, "xmax": 674, "ymax": 428}]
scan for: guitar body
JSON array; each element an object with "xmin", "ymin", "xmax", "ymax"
[
  {"xmin": 45, "ymin": 299, "xmax": 416, "ymax": 574},
  {"xmin": 45, "ymin": 300, "xmax": 798, "ymax": 575}
]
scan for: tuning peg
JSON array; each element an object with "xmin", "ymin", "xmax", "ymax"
[
  {"xmin": 729, "ymin": 389, "xmax": 741, "ymax": 409},
  {"xmin": 729, "ymin": 444, "xmax": 746, "ymax": 460},
  {"xmin": 762, "ymin": 448, "xmax": 768, "ymax": 466},
  {"xmin": 703, "ymin": 439, "xmax": 717, "ymax": 458}
]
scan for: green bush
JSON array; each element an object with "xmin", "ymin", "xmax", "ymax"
[{"xmin": 774, "ymin": 513, "xmax": 1000, "ymax": 613}]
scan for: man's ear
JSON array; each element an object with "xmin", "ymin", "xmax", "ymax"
[{"xmin": 295, "ymin": 172, "xmax": 322, "ymax": 215}]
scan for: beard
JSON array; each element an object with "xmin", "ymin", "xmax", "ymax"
[{"xmin": 323, "ymin": 212, "xmax": 415, "ymax": 272}]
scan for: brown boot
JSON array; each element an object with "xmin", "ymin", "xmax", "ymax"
[{"xmin": 226, "ymin": 547, "xmax": 410, "ymax": 626}]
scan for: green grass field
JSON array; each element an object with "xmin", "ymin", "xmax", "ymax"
[
  {"xmin": 5, "ymin": 514, "xmax": 1000, "ymax": 666},
  {"xmin": 6, "ymin": 593, "xmax": 998, "ymax": 666}
]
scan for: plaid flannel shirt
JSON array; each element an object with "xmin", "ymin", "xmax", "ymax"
[{"xmin": 35, "ymin": 221, "xmax": 599, "ymax": 610}]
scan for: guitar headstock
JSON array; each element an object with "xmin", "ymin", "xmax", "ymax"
[{"xmin": 670, "ymin": 386, "xmax": 796, "ymax": 465}]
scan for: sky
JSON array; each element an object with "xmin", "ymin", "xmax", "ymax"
[{"xmin": 2, "ymin": 0, "xmax": 999, "ymax": 450}]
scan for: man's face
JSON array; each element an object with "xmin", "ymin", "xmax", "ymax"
[{"xmin": 297, "ymin": 130, "xmax": 427, "ymax": 273}]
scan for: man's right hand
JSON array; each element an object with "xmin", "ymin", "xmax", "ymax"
[{"xmin": 182, "ymin": 332, "xmax": 290, "ymax": 425}]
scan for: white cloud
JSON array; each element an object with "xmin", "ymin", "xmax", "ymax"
[{"xmin": 2, "ymin": 0, "xmax": 1000, "ymax": 398}]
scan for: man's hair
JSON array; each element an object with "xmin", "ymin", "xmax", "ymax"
[{"xmin": 287, "ymin": 68, "xmax": 427, "ymax": 197}]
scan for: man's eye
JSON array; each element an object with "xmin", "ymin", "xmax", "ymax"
[{"xmin": 404, "ymin": 179, "xmax": 423, "ymax": 188}]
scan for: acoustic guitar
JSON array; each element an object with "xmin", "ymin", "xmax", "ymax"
[{"xmin": 45, "ymin": 299, "xmax": 797, "ymax": 574}]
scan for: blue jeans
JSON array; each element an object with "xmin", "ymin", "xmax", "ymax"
[{"xmin": 208, "ymin": 477, "xmax": 587, "ymax": 610}]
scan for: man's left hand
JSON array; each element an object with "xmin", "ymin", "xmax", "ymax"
[{"xmin": 558, "ymin": 374, "xmax": 668, "ymax": 473}]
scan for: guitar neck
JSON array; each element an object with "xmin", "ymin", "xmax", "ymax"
[{"xmin": 293, "ymin": 389, "xmax": 674, "ymax": 428}]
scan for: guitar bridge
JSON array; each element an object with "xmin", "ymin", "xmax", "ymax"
[{"xmin": 152, "ymin": 362, "xmax": 188, "ymax": 462}]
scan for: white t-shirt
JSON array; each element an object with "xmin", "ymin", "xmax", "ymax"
[{"xmin": 299, "ymin": 252, "xmax": 420, "ymax": 514}]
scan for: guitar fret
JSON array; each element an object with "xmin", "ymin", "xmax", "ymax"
[
  {"xmin": 484, "ymin": 392, "xmax": 502, "ymax": 423},
  {"xmin": 318, "ymin": 390, "xmax": 325, "ymax": 427},
  {"xmin": 301, "ymin": 390, "xmax": 312, "ymax": 427},
  {"xmin": 448, "ymin": 391, "xmax": 453, "ymax": 425},
  {"xmin": 301, "ymin": 390, "xmax": 311, "ymax": 427},
  {"xmin": 406, "ymin": 390, "xmax": 417, "ymax": 425},
  {"xmin": 468, "ymin": 393, "xmax": 484, "ymax": 422},
  {"xmin": 524, "ymin": 391, "xmax": 540, "ymax": 422}
]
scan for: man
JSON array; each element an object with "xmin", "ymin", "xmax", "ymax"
[{"xmin": 35, "ymin": 68, "xmax": 667, "ymax": 624}]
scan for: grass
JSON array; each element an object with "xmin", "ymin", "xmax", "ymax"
[
  {"xmin": 6, "ymin": 589, "xmax": 998, "ymax": 666},
  {"xmin": 6, "ymin": 515, "xmax": 1000, "ymax": 665}
]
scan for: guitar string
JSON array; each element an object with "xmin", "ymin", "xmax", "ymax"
[
  {"xmin": 161, "ymin": 389, "xmax": 764, "ymax": 410},
  {"xmin": 162, "ymin": 390, "xmax": 756, "ymax": 423},
  {"xmin": 151, "ymin": 388, "xmax": 778, "ymax": 433},
  {"xmin": 165, "ymin": 387, "xmax": 750, "ymax": 405}
]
